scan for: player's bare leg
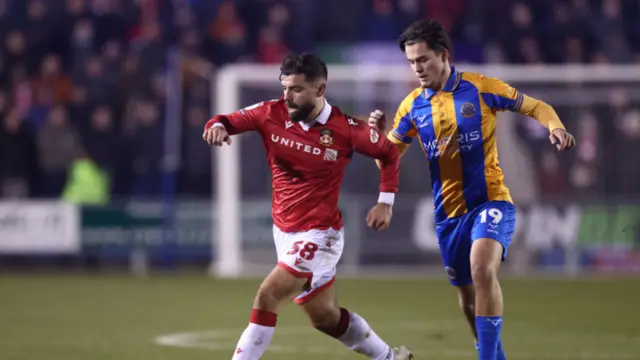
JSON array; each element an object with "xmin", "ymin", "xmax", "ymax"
[
  {"xmin": 470, "ymin": 238, "xmax": 505, "ymax": 360},
  {"xmin": 299, "ymin": 284, "xmax": 413, "ymax": 360},
  {"xmin": 231, "ymin": 266, "xmax": 308, "ymax": 360},
  {"xmin": 456, "ymin": 284, "xmax": 478, "ymax": 340},
  {"xmin": 457, "ymin": 284, "xmax": 506, "ymax": 359}
]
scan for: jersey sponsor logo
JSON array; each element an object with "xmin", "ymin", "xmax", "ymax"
[
  {"xmin": 347, "ymin": 116, "xmax": 358, "ymax": 126},
  {"xmin": 460, "ymin": 102, "xmax": 476, "ymax": 118},
  {"xmin": 271, "ymin": 134, "xmax": 322, "ymax": 155},
  {"xmin": 324, "ymin": 148, "xmax": 338, "ymax": 161},
  {"xmin": 424, "ymin": 130, "xmax": 481, "ymax": 157},
  {"xmin": 415, "ymin": 114, "xmax": 429, "ymax": 128},
  {"xmin": 370, "ymin": 128, "xmax": 380, "ymax": 143},
  {"xmin": 285, "ymin": 120, "xmax": 294, "ymax": 129},
  {"xmin": 319, "ymin": 129, "xmax": 333, "ymax": 146}
]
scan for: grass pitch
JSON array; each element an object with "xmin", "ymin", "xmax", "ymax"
[{"xmin": 0, "ymin": 275, "xmax": 638, "ymax": 360}]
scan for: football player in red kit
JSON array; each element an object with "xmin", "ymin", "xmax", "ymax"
[{"xmin": 203, "ymin": 53, "xmax": 413, "ymax": 360}]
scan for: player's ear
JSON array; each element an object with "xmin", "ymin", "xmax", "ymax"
[
  {"xmin": 316, "ymin": 83, "xmax": 326, "ymax": 97},
  {"xmin": 442, "ymin": 49, "xmax": 450, "ymax": 63}
]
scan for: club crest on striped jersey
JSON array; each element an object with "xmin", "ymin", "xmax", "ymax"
[
  {"xmin": 461, "ymin": 102, "xmax": 476, "ymax": 118},
  {"xmin": 319, "ymin": 129, "xmax": 333, "ymax": 146}
]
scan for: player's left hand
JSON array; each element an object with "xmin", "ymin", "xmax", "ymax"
[
  {"xmin": 549, "ymin": 128, "xmax": 576, "ymax": 151},
  {"xmin": 367, "ymin": 109, "xmax": 387, "ymax": 131},
  {"xmin": 366, "ymin": 203, "xmax": 393, "ymax": 231}
]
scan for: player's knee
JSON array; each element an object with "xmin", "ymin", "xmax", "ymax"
[
  {"xmin": 309, "ymin": 307, "xmax": 343, "ymax": 336},
  {"xmin": 253, "ymin": 285, "xmax": 281, "ymax": 311},
  {"xmin": 470, "ymin": 262, "xmax": 498, "ymax": 287},
  {"xmin": 254, "ymin": 278, "xmax": 301, "ymax": 311}
]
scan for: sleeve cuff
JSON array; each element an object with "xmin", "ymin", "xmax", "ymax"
[
  {"xmin": 378, "ymin": 192, "xmax": 395, "ymax": 205},
  {"xmin": 212, "ymin": 123, "xmax": 225, "ymax": 128}
]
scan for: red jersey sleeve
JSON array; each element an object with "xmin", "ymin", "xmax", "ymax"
[
  {"xmin": 349, "ymin": 117, "xmax": 400, "ymax": 193},
  {"xmin": 204, "ymin": 101, "xmax": 270, "ymax": 135}
]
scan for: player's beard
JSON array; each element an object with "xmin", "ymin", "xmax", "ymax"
[{"xmin": 287, "ymin": 101, "xmax": 316, "ymax": 122}]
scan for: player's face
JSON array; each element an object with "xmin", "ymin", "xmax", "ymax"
[
  {"xmin": 404, "ymin": 41, "xmax": 449, "ymax": 89},
  {"xmin": 281, "ymin": 74, "xmax": 322, "ymax": 122}
]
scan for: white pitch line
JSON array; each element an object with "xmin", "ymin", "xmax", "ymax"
[{"xmin": 153, "ymin": 321, "xmax": 637, "ymax": 359}]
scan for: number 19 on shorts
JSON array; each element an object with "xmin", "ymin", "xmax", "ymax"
[{"xmin": 479, "ymin": 208, "xmax": 503, "ymax": 224}]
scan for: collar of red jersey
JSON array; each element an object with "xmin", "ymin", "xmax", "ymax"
[
  {"xmin": 425, "ymin": 66, "xmax": 462, "ymax": 99},
  {"xmin": 298, "ymin": 99, "xmax": 332, "ymax": 131}
]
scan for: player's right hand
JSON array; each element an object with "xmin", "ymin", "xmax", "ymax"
[
  {"xmin": 366, "ymin": 203, "xmax": 393, "ymax": 231},
  {"xmin": 367, "ymin": 109, "xmax": 386, "ymax": 131},
  {"xmin": 203, "ymin": 125, "xmax": 232, "ymax": 146}
]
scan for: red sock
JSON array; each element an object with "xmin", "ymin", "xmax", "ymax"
[
  {"xmin": 249, "ymin": 309, "xmax": 278, "ymax": 326},
  {"xmin": 326, "ymin": 307, "xmax": 351, "ymax": 338}
]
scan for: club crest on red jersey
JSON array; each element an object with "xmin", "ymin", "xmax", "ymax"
[
  {"xmin": 370, "ymin": 128, "xmax": 380, "ymax": 143},
  {"xmin": 319, "ymin": 129, "xmax": 333, "ymax": 146}
]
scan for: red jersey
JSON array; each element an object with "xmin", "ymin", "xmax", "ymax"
[{"xmin": 205, "ymin": 98, "xmax": 400, "ymax": 232}]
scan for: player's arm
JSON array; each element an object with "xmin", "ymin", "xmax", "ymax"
[
  {"xmin": 350, "ymin": 119, "xmax": 401, "ymax": 204},
  {"xmin": 481, "ymin": 76, "xmax": 575, "ymax": 151},
  {"xmin": 371, "ymin": 95, "xmax": 418, "ymax": 168},
  {"xmin": 203, "ymin": 101, "xmax": 266, "ymax": 146}
]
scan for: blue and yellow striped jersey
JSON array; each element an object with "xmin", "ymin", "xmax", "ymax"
[{"xmin": 389, "ymin": 66, "xmax": 535, "ymax": 222}]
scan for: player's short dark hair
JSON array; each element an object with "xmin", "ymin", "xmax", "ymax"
[
  {"xmin": 398, "ymin": 19, "xmax": 452, "ymax": 54},
  {"xmin": 279, "ymin": 53, "xmax": 328, "ymax": 82}
]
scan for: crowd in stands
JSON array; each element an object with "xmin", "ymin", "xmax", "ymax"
[{"xmin": 0, "ymin": 0, "xmax": 638, "ymax": 202}]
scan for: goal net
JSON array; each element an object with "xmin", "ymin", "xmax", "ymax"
[{"xmin": 210, "ymin": 64, "xmax": 640, "ymax": 278}]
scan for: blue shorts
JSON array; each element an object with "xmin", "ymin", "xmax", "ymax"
[{"xmin": 436, "ymin": 201, "xmax": 516, "ymax": 286}]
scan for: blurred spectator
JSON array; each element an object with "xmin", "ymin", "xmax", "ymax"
[
  {"xmin": 36, "ymin": 105, "xmax": 81, "ymax": 197},
  {"xmin": 128, "ymin": 99, "xmax": 162, "ymax": 197},
  {"xmin": 208, "ymin": 1, "xmax": 246, "ymax": 65},
  {"xmin": 0, "ymin": 108, "xmax": 38, "ymax": 198},
  {"xmin": 181, "ymin": 106, "xmax": 211, "ymax": 195},
  {"xmin": 569, "ymin": 112, "xmax": 600, "ymax": 194},
  {"xmin": 32, "ymin": 54, "xmax": 71, "ymax": 106},
  {"xmin": 70, "ymin": 19, "xmax": 96, "ymax": 82},
  {"xmin": 538, "ymin": 150, "xmax": 566, "ymax": 199},
  {"xmin": 257, "ymin": 26, "xmax": 289, "ymax": 64},
  {"xmin": 85, "ymin": 106, "xmax": 119, "ymax": 178},
  {"xmin": 364, "ymin": 0, "xmax": 401, "ymax": 42}
]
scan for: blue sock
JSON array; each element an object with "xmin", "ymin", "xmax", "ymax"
[
  {"xmin": 476, "ymin": 316, "xmax": 502, "ymax": 360},
  {"xmin": 475, "ymin": 339, "xmax": 507, "ymax": 360}
]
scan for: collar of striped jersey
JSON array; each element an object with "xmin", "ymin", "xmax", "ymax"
[
  {"xmin": 425, "ymin": 66, "xmax": 462, "ymax": 99},
  {"xmin": 298, "ymin": 98, "xmax": 332, "ymax": 131}
]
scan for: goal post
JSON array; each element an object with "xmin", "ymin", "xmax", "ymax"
[{"xmin": 210, "ymin": 64, "xmax": 640, "ymax": 278}]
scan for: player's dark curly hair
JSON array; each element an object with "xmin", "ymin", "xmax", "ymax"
[
  {"xmin": 279, "ymin": 53, "xmax": 328, "ymax": 82},
  {"xmin": 397, "ymin": 19, "xmax": 452, "ymax": 54}
]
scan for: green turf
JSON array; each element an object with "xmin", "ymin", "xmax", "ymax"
[{"xmin": 0, "ymin": 275, "xmax": 638, "ymax": 360}]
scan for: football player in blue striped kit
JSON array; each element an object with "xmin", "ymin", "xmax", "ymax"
[{"xmin": 368, "ymin": 19, "xmax": 575, "ymax": 360}]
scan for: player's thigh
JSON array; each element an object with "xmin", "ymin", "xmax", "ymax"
[
  {"xmin": 436, "ymin": 218, "xmax": 473, "ymax": 287},
  {"xmin": 469, "ymin": 201, "xmax": 516, "ymax": 274},
  {"xmin": 274, "ymin": 226, "xmax": 344, "ymax": 305}
]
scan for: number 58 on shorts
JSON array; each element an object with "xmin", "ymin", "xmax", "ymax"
[{"xmin": 273, "ymin": 225, "xmax": 344, "ymax": 304}]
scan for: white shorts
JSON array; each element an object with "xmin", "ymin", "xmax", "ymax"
[{"xmin": 273, "ymin": 225, "xmax": 344, "ymax": 304}]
